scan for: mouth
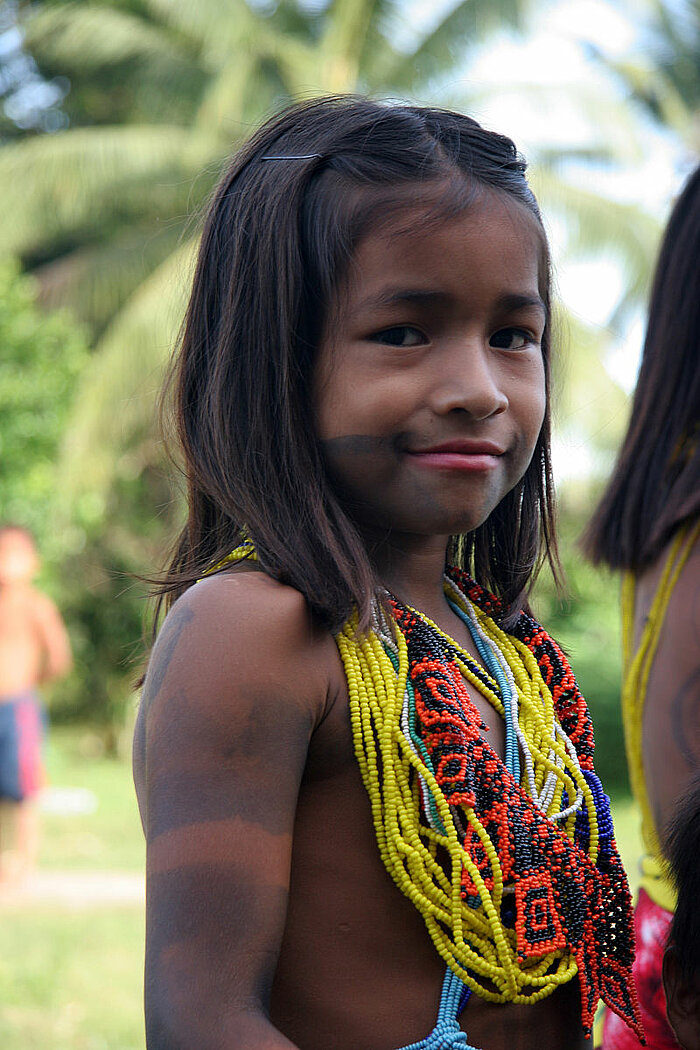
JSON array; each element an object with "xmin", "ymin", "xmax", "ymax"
[{"xmin": 404, "ymin": 440, "xmax": 504, "ymax": 472}]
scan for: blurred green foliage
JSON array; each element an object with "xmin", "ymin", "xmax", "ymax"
[
  {"xmin": 0, "ymin": 260, "xmax": 89, "ymax": 538},
  {"xmin": 533, "ymin": 487, "xmax": 629, "ymax": 796},
  {"xmin": 48, "ymin": 467, "xmax": 175, "ymax": 748},
  {"xmin": 40, "ymin": 725, "xmax": 145, "ymax": 870},
  {"xmin": 0, "ymin": 261, "xmax": 160, "ymax": 745}
]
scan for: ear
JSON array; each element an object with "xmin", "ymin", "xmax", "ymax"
[{"xmin": 663, "ymin": 945, "xmax": 700, "ymax": 1049}]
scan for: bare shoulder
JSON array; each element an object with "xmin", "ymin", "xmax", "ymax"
[
  {"xmin": 134, "ymin": 571, "xmax": 340, "ymax": 820},
  {"xmin": 18, "ymin": 585, "xmax": 58, "ymax": 618},
  {"xmin": 145, "ymin": 570, "xmax": 336, "ymax": 712},
  {"xmin": 23, "ymin": 586, "xmax": 67, "ymax": 639}
]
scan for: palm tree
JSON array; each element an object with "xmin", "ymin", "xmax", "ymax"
[
  {"xmin": 592, "ymin": 0, "xmax": 700, "ymax": 152},
  {"xmin": 0, "ymin": 0, "xmax": 537, "ymax": 504}
]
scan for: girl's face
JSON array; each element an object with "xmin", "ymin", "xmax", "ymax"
[{"xmin": 314, "ymin": 186, "xmax": 547, "ymax": 545}]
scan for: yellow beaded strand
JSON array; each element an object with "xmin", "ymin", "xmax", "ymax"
[
  {"xmin": 337, "ymin": 605, "xmax": 580, "ymax": 1004},
  {"xmin": 218, "ymin": 541, "xmax": 582, "ymax": 1003},
  {"xmin": 621, "ymin": 519, "xmax": 700, "ymax": 862},
  {"xmin": 412, "ymin": 592, "xmax": 597, "ymax": 858}
]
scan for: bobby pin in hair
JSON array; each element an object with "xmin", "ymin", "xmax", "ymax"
[{"xmin": 261, "ymin": 153, "xmax": 323, "ymax": 161}]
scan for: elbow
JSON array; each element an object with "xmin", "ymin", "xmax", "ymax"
[
  {"xmin": 145, "ymin": 1016, "xmax": 172, "ymax": 1050},
  {"xmin": 145, "ymin": 995, "xmax": 280, "ymax": 1050},
  {"xmin": 145, "ymin": 994, "xmax": 191, "ymax": 1050},
  {"xmin": 146, "ymin": 1013, "xmax": 190, "ymax": 1050}
]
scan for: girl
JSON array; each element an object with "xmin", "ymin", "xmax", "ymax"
[
  {"xmin": 134, "ymin": 97, "xmax": 642, "ymax": 1050},
  {"xmin": 584, "ymin": 164, "xmax": 700, "ymax": 1050}
]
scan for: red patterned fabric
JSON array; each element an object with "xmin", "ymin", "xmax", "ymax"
[{"xmin": 602, "ymin": 888, "xmax": 674, "ymax": 1049}]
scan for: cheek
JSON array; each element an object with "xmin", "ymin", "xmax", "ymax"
[
  {"xmin": 523, "ymin": 359, "xmax": 547, "ymax": 445},
  {"xmin": 315, "ymin": 373, "xmax": 398, "ymax": 443}
]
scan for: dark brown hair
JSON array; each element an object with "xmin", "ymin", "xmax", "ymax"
[
  {"xmin": 665, "ymin": 774, "xmax": 700, "ymax": 981},
  {"xmin": 158, "ymin": 95, "xmax": 558, "ymax": 629},
  {"xmin": 584, "ymin": 164, "xmax": 700, "ymax": 571}
]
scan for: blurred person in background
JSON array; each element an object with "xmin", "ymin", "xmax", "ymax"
[
  {"xmin": 663, "ymin": 775, "xmax": 700, "ymax": 1050},
  {"xmin": 583, "ymin": 164, "xmax": 700, "ymax": 1049},
  {"xmin": 0, "ymin": 525, "xmax": 72, "ymax": 888}
]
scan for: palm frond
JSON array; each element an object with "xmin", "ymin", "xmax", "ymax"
[
  {"xmin": 57, "ymin": 238, "xmax": 199, "ymax": 506},
  {"xmin": 194, "ymin": 54, "xmax": 292, "ymax": 134},
  {"xmin": 0, "ymin": 126, "xmax": 216, "ymax": 255},
  {"xmin": 252, "ymin": 27, "xmax": 323, "ymax": 97},
  {"xmin": 373, "ymin": 0, "xmax": 529, "ymax": 92},
  {"xmin": 553, "ymin": 307, "xmax": 630, "ymax": 466},
  {"xmin": 23, "ymin": 2, "xmax": 208, "ymax": 124},
  {"xmin": 24, "ymin": 3, "xmax": 198, "ymax": 76},
  {"xmin": 35, "ymin": 221, "xmax": 191, "ymax": 333},
  {"xmin": 319, "ymin": 0, "xmax": 378, "ymax": 91},
  {"xmin": 530, "ymin": 164, "xmax": 661, "ymax": 314},
  {"xmin": 141, "ymin": 0, "xmax": 258, "ymax": 67}
]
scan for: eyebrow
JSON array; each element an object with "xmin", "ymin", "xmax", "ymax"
[
  {"xmin": 356, "ymin": 288, "xmax": 547, "ymax": 317},
  {"xmin": 356, "ymin": 289, "xmax": 448, "ymax": 310},
  {"xmin": 496, "ymin": 293, "xmax": 547, "ymax": 317}
]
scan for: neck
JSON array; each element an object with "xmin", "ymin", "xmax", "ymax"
[{"xmin": 365, "ymin": 530, "xmax": 452, "ymax": 624}]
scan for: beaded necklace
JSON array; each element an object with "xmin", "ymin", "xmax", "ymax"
[
  {"xmin": 621, "ymin": 519, "xmax": 700, "ymax": 872},
  {"xmin": 217, "ymin": 543, "xmax": 643, "ymax": 1045}
]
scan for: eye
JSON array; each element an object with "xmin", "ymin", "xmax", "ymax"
[
  {"xmin": 371, "ymin": 325, "xmax": 427, "ymax": 347},
  {"xmin": 490, "ymin": 327, "xmax": 536, "ymax": 351}
]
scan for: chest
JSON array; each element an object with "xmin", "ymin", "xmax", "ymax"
[{"xmin": 0, "ymin": 595, "xmax": 37, "ymax": 643}]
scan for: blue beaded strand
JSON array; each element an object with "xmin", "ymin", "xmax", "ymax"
[
  {"xmin": 574, "ymin": 769, "xmax": 615, "ymax": 858},
  {"xmin": 397, "ymin": 970, "xmax": 478, "ymax": 1050},
  {"xmin": 447, "ymin": 598, "xmax": 520, "ymax": 782},
  {"xmin": 395, "ymin": 600, "xmax": 522, "ymax": 1050}
]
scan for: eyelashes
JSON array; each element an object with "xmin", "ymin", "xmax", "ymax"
[
  {"xmin": 369, "ymin": 325, "xmax": 538, "ymax": 350},
  {"xmin": 489, "ymin": 327, "xmax": 537, "ymax": 351},
  {"xmin": 371, "ymin": 325, "xmax": 427, "ymax": 348}
]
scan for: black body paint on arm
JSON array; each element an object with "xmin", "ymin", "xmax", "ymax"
[{"xmin": 143, "ymin": 602, "xmax": 196, "ymax": 706}]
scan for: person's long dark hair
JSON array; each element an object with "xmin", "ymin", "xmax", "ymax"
[
  {"xmin": 583, "ymin": 164, "xmax": 700, "ymax": 571},
  {"xmin": 158, "ymin": 95, "xmax": 559, "ymax": 630},
  {"xmin": 665, "ymin": 773, "xmax": 700, "ymax": 983}
]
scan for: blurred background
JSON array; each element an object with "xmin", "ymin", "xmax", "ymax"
[{"xmin": 0, "ymin": 0, "xmax": 697, "ymax": 1046}]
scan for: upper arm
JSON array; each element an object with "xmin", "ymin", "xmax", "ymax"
[
  {"xmin": 135, "ymin": 576, "xmax": 329, "ymax": 1049},
  {"xmin": 643, "ymin": 538, "xmax": 700, "ymax": 839},
  {"xmin": 33, "ymin": 593, "xmax": 72, "ymax": 681}
]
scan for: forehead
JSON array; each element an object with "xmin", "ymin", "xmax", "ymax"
[{"xmin": 341, "ymin": 186, "xmax": 546, "ymax": 306}]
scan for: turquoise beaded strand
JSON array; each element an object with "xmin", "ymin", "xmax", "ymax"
[{"xmin": 395, "ymin": 591, "xmax": 520, "ymax": 1050}]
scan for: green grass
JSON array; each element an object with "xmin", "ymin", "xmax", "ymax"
[
  {"xmin": 0, "ymin": 909, "xmax": 145, "ymax": 1050},
  {"xmin": 1, "ymin": 727, "xmax": 146, "ymax": 1050},
  {"xmin": 0, "ymin": 728, "xmax": 645, "ymax": 1050},
  {"xmin": 40, "ymin": 725, "xmax": 145, "ymax": 871}
]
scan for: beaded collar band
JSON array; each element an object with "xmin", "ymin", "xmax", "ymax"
[{"xmin": 216, "ymin": 544, "xmax": 643, "ymax": 1043}]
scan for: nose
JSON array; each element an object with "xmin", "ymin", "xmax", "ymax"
[{"xmin": 430, "ymin": 339, "xmax": 508, "ymax": 420}]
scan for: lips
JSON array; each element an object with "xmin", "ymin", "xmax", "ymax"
[
  {"xmin": 409, "ymin": 440, "xmax": 505, "ymax": 456},
  {"xmin": 404, "ymin": 439, "xmax": 505, "ymax": 471}
]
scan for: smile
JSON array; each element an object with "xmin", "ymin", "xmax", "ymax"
[{"xmin": 405, "ymin": 441, "xmax": 504, "ymax": 472}]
